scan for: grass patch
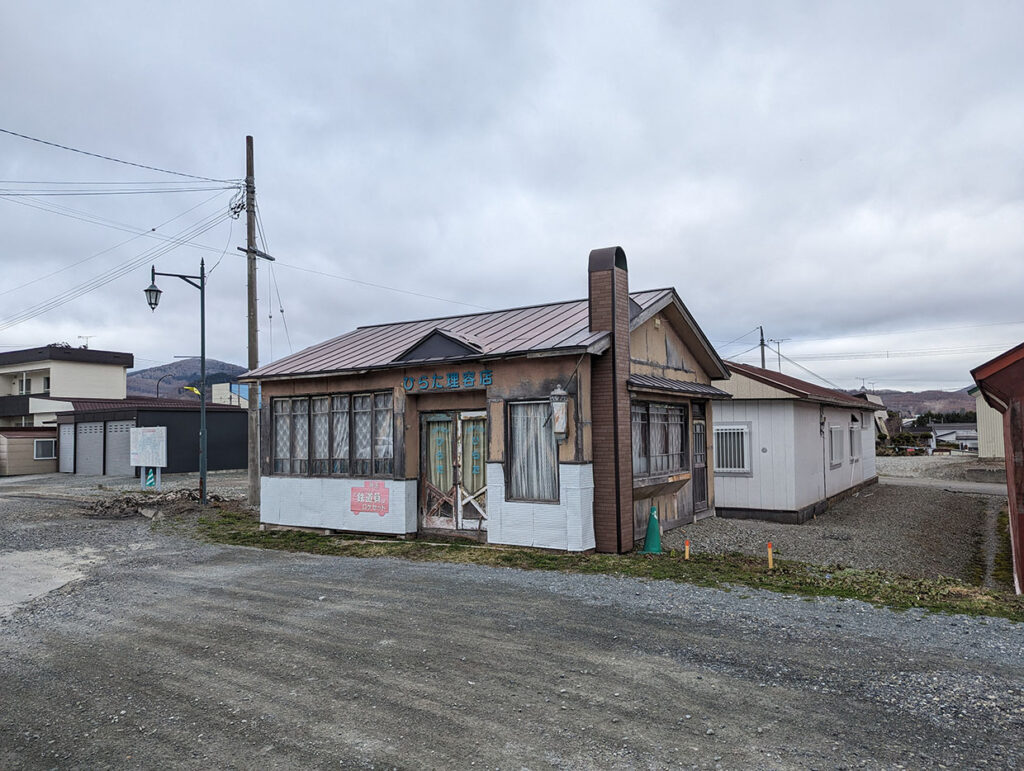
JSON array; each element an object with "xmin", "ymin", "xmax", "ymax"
[
  {"xmin": 993, "ymin": 505, "xmax": 1016, "ymax": 590},
  {"xmin": 198, "ymin": 508, "xmax": 1024, "ymax": 623}
]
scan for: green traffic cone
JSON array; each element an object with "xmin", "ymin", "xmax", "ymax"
[{"xmin": 639, "ymin": 505, "xmax": 662, "ymax": 554}]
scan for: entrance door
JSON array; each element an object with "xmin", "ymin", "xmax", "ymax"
[
  {"xmin": 692, "ymin": 418, "xmax": 708, "ymax": 512},
  {"xmin": 420, "ymin": 411, "xmax": 487, "ymax": 532}
]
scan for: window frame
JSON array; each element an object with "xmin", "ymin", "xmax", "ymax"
[
  {"xmin": 630, "ymin": 400, "xmax": 690, "ymax": 478},
  {"xmin": 34, "ymin": 438, "xmax": 57, "ymax": 460},
  {"xmin": 713, "ymin": 423, "xmax": 751, "ymax": 475},
  {"xmin": 506, "ymin": 400, "xmax": 560, "ymax": 504},
  {"xmin": 829, "ymin": 425, "xmax": 844, "ymax": 467},
  {"xmin": 270, "ymin": 390, "xmax": 395, "ymax": 479}
]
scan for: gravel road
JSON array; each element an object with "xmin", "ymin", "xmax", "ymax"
[{"xmin": 665, "ymin": 483, "xmax": 1000, "ymax": 582}]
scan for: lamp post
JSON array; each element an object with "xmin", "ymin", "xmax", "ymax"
[
  {"xmin": 155, "ymin": 373, "xmax": 172, "ymax": 399},
  {"xmin": 145, "ymin": 261, "xmax": 207, "ymax": 505}
]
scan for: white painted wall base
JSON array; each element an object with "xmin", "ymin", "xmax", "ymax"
[
  {"xmin": 261, "ymin": 476, "xmax": 417, "ymax": 535},
  {"xmin": 486, "ymin": 463, "xmax": 595, "ymax": 551}
]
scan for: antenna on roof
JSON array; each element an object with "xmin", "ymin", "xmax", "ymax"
[
  {"xmin": 768, "ymin": 338, "xmax": 790, "ymax": 372},
  {"xmin": 78, "ymin": 335, "xmax": 95, "ymax": 349}
]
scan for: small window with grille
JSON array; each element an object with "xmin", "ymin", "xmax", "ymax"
[{"xmin": 713, "ymin": 424, "xmax": 750, "ymax": 473}]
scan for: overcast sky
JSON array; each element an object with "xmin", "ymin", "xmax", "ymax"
[{"xmin": 2, "ymin": 1, "xmax": 1021, "ymax": 392}]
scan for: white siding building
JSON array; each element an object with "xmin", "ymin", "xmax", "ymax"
[
  {"xmin": 969, "ymin": 385, "xmax": 1005, "ymax": 458},
  {"xmin": 712, "ymin": 362, "xmax": 878, "ymax": 524}
]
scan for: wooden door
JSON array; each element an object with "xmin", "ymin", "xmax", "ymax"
[{"xmin": 692, "ymin": 419, "xmax": 708, "ymax": 512}]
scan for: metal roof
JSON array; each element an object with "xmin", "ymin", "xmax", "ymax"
[
  {"xmin": 723, "ymin": 361, "xmax": 882, "ymax": 411},
  {"xmin": 246, "ymin": 290, "xmax": 676, "ymax": 380},
  {"xmin": 33, "ymin": 396, "xmax": 243, "ymax": 413},
  {"xmin": 627, "ymin": 374, "xmax": 731, "ymax": 399},
  {"xmin": 0, "ymin": 346, "xmax": 133, "ymax": 368}
]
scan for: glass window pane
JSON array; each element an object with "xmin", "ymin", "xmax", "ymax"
[
  {"xmin": 273, "ymin": 399, "xmax": 290, "ymax": 473},
  {"xmin": 631, "ymin": 403, "xmax": 649, "ymax": 475},
  {"xmin": 331, "ymin": 395, "xmax": 349, "ymax": 474},
  {"xmin": 509, "ymin": 402, "xmax": 558, "ymax": 501},
  {"xmin": 353, "ymin": 395, "xmax": 372, "ymax": 475},
  {"xmin": 291, "ymin": 398, "xmax": 309, "ymax": 474},
  {"xmin": 311, "ymin": 397, "xmax": 329, "ymax": 475},
  {"xmin": 373, "ymin": 394, "xmax": 393, "ymax": 476}
]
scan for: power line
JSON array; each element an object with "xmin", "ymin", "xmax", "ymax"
[
  {"xmin": 0, "ymin": 127, "xmax": 241, "ymax": 183},
  {"xmin": 0, "ymin": 190, "xmax": 234, "ymax": 298},
  {"xmin": 0, "ymin": 208, "xmax": 232, "ymax": 332},
  {"xmin": 0, "ymin": 185, "xmax": 238, "ymax": 196}
]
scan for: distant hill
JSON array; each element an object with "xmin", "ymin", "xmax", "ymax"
[
  {"xmin": 853, "ymin": 388, "xmax": 975, "ymax": 417},
  {"xmin": 128, "ymin": 358, "xmax": 246, "ymax": 398}
]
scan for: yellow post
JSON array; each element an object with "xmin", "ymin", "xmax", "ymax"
[
  {"xmin": 684, "ymin": 539, "xmax": 690, "ymax": 560},
  {"xmin": 767, "ymin": 541, "xmax": 774, "ymax": 570}
]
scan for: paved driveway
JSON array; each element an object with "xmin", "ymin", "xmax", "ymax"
[{"xmin": 1, "ymin": 483, "xmax": 1022, "ymax": 768}]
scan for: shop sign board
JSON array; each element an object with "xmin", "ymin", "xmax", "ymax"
[
  {"xmin": 351, "ymin": 480, "xmax": 389, "ymax": 516},
  {"xmin": 402, "ymin": 369, "xmax": 493, "ymax": 392}
]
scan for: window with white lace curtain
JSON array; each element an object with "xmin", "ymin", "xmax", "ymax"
[{"xmin": 508, "ymin": 401, "xmax": 558, "ymax": 502}]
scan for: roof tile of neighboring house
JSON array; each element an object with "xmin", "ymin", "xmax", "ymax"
[
  {"xmin": 33, "ymin": 396, "xmax": 242, "ymax": 413},
  {"xmin": 723, "ymin": 361, "xmax": 880, "ymax": 411},
  {"xmin": 245, "ymin": 288, "xmax": 727, "ymax": 380}
]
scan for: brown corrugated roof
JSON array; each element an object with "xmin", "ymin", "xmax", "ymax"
[
  {"xmin": 34, "ymin": 396, "xmax": 243, "ymax": 413},
  {"xmin": 724, "ymin": 361, "xmax": 880, "ymax": 411},
  {"xmin": 627, "ymin": 374, "xmax": 731, "ymax": 398},
  {"xmin": 245, "ymin": 290, "xmax": 676, "ymax": 380}
]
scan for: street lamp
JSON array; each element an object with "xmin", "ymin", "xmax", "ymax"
[
  {"xmin": 144, "ymin": 261, "xmax": 208, "ymax": 505},
  {"xmin": 155, "ymin": 373, "xmax": 172, "ymax": 399}
]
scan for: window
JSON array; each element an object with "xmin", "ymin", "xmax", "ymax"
[
  {"xmin": 829, "ymin": 425, "xmax": 843, "ymax": 466},
  {"xmin": 18, "ymin": 377, "xmax": 31, "ymax": 395},
  {"xmin": 273, "ymin": 399, "xmax": 291, "ymax": 473},
  {"xmin": 42, "ymin": 376, "xmax": 51, "ymax": 392},
  {"xmin": 714, "ymin": 425, "xmax": 749, "ymax": 473},
  {"xmin": 34, "ymin": 439, "xmax": 56, "ymax": 460},
  {"xmin": 311, "ymin": 397, "xmax": 330, "ymax": 475},
  {"xmin": 508, "ymin": 401, "xmax": 558, "ymax": 501},
  {"xmin": 631, "ymin": 402, "xmax": 688, "ymax": 476},
  {"xmin": 272, "ymin": 391, "xmax": 394, "ymax": 478}
]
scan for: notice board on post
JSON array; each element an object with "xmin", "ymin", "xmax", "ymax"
[{"xmin": 130, "ymin": 426, "xmax": 167, "ymax": 468}]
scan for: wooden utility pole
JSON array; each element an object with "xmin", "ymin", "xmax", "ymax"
[{"xmin": 246, "ymin": 136, "xmax": 260, "ymax": 507}]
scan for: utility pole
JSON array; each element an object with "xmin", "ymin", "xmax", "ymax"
[
  {"xmin": 769, "ymin": 338, "xmax": 790, "ymax": 372},
  {"xmin": 759, "ymin": 326, "xmax": 766, "ymax": 369},
  {"xmin": 246, "ymin": 136, "xmax": 260, "ymax": 508}
]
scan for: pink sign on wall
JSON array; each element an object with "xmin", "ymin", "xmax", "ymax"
[{"xmin": 350, "ymin": 480, "xmax": 389, "ymax": 516}]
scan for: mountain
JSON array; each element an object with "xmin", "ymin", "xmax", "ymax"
[
  {"xmin": 853, "ymin": 388, "xmax": 975, "ymax": 417},
  {"xmin": 127, "ymin": 358, "xmax": 246, "ymax": 398}
]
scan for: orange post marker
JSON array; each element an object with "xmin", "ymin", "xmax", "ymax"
[
  {"xmin": 767, "ymin": 541, "xmax": 774, "ymax": 570},
  {"xmin": 684, "ymin": 539, "xmax": 690, "ymax": 560}
]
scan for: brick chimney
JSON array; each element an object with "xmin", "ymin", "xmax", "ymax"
[{"xmin": 588, "ymin": 246, "xmax": 633, "ymax": 553}]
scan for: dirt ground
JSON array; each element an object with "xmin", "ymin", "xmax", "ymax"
[{"xmin": 1, "ymin": 475, "xmax": 1023, "ymax": 769}]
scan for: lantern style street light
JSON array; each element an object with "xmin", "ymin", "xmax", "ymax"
[{"xmin": 144, "ymin": 261, "xmax": 208, "ymax": 505}]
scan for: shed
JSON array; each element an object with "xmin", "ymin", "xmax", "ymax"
[
  {"xmin": 711, "ymin": 361, "xmax": 879, "ymax": 523},
  {"xmin": 971, "ymin": 344, "xmax": 1024, "ymax": 593},
  {"xmin": 0, "ymin": 427, "xmax": 58, "ymax": 476},
  {"xmin": 50, "ymin": 396, "xmax": 247, "ymax": 475}
]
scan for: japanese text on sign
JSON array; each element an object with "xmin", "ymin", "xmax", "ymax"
[
  {"xmin": 350, "ymin": 480, "xmax": 390, "ymax": 516},
  {"xmin": 403, "ymin": 369, "xmax": 493, "ymax": 392}
]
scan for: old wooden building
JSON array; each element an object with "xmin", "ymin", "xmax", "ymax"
[{"xmin": 244, "ymin": 247, "xmax": 729, "ymax": 553}]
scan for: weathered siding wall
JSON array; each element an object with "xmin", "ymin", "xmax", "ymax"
[
  {"xmin": 976, "ymin": 391, "xmax": 1006, "ymax": 458},
  {"xmin": 793, "ymin": 402, "xmax": 826, "ymax": 510},
  {"xmin": 261, "ymin": 476, "xmax": 417, "ymax": 534},
  {"xmin": 486, "ymin": 463, "xmax": 595, "ymax": 551},
  {"xmin": 0, "ymin": 435, "xmax": 58, "ymax": 476},
  {"xmin": 713, "ymin": 400, "xmax": 796, "ymax": 511},
  {"xmin": 717, "ymin": 372, "xmax": 793, "ymax": 400},
  {"xmin": 629, "ymin": 312, "xmax": 711, "ymax": 384}
]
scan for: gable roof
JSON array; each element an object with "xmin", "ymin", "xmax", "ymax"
[
  {"xmin": 722, "ymin": 361, "xmax": 879, "ymax": 411},
  {"xmin": 971, "ymin": 341, "xmax": 1024, "ymax": 412},
  {"xmin": 245, "ymin": 288, "xmax": 728, "ymax": 381}
]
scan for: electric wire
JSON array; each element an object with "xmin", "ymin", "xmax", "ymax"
[
  {"xmin": 0, "ymin": 127, "xmax": 241, "ymax": 183},
  {"xmin": 0, "ymin": 190, "xmax": 234, "ymax": 298},
  {"xmin": 255, "ymin": 202, "xmax": 293, "ymax": 354},
  {"xmin": 0, "ymin": 185, "xmax": 239, "ymax": 196},
  {"xmin": 713, "ymin": 327, "xmax": 760, "ymax": 349},
  {"xmin": 0, "ymin": 209, "xmax": 232, "ymax": 332}
]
